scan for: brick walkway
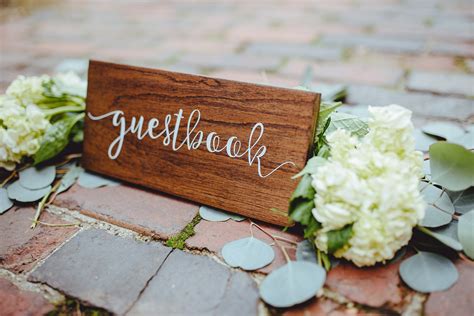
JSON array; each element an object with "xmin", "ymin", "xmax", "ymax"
[{"xmin": 1, "ymin": 0, "xmax": 473, "ymax": 315}]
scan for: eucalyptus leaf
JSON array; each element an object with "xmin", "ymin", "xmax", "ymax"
[
  {"xmin": 19, "ymin": 165, "xmax": 56, "ymax": 190},
  {"xmin": 399, "ymin": 252, "xmax": 458, "ymax": 293},
  {"xmin": 422, "ymin": 122, "xmax": 465, "ymax": 141},
  {"xmin": 77, "ymin": 171, "xmax": 120, "ymax": 188},
  {"xmin": 292, "ymin": 156, "xmax": 327, "ymax": 179},
  {"xmin": 7, "ymin": 180, "xmax": 52, "ymax": 202},
  {"xmin": 326, "ymin": 112, "xmax": 369, "ymax": 137},
  {"xmin": 221, "ymin": 237, "xmax": 274, "ymax": 270},
  {"xmin": 418, "ymin": 226, "xmax": 463, "ymax": 251},
  {"xmin": 199, "ymin": 205, "xmax": 246, "ymax": 222},
  {"xmin": 446, "ymin": 187, "xmax": 474, "ymax": 214},
  {"xmin": 57, "ymin": 164, "xmax": 84, "ymax": 194},
  {"xmin": 414, "ymin": 129, "xmax": 438, "ymax": 152},
  {"xmin": 433, "ymin": 221, "xmax": 459, "ymax": 241},
  {"xmin": 420, "ymin": 183, "xmax": 454, "ymax": 227},
  {"xmin": 0, "ymin": 188, "xmax": 13, "ymax": 214},
  {"xmin": 34, "ymin": 113, "xmax": 84, "ymax": 165},
  {"xmin": 458, "ymin": 211, "xmax": 474, "ymax": 259},
  {"xmin": 451, "ymin": 131, "xmax": 474, "ymax": 149},
  {"xmin": 296, "ymin": 240, "xmax": 317, "ymax": 263},
  {"xmin": 429, "ymin": 142, "xmax": 474, "ymax": 191},
  {"xmin": 259, "ymin": 261, "xmax": 326, "ymax": 307},
  {"xmin": 423, "ymin": 159, "xmax": 431, "ymax": 181},
  {"xmin": 327, "ymin": 224, "xmax": 353, "ymax": 253}
]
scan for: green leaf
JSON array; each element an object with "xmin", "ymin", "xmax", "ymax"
[
  {"xmin": 399, "ymin": 252, "xmax": 458, "ymax": 293},
  {"xmin": 289, "ymin": 199, "xmax": 314, "ymax": 225},
  {"xmin": 304, "ymin": 217, "xmax": 321, "ymax": 239},
  {"xmin": 290, "ymin": 174, "xmax": 315, "ymax": 201},
  {"xmin": 292, "ymin": 156, "xmax": 327, "ymax": 179},
  {"xmin": 327, "ymin": 224, "xmax": 353, "ymax": 253},
  {"xmin": 326, "ymin": 112, "xmax": 369, "ymax": 137},
  {"xmin": 316, "ymin": 102, "xmax": 342, "ymax": 137},
  {"xmin": 34, "ymin": 113, "xmax": 84, "ymax": 165},
  {"xmin": 458, "ymin": 210, "xmax": 474, "ymax": 259},
  {"xmin": 429, "ymin": 142, "xmax": 474, "ymax": 191}
]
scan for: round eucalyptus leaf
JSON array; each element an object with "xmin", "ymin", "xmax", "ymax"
[
  {"xmin": 399, "ymin": 252, "xmax": 458, "ymax": 293},
  {"xmin": 414, "ymin": 129, "xmax": 438, "ymax": 152},
  {"xmin": 458, "ymin": 211, "xmax": 474, "ymax": 259},
  {"xmin": 19, "ymin": 166, "xmax": 56, "ymax": 190},
  {"xmin": 296, "ymin": 240, "xmax": 317, "ymax": 263},
  {"xmin": 451, "ymin": 131, "xmax": 474, "ymax": 149},
  {"xmin": 420, "ymin": 184, "xmax": 454, "ymax": 227},
  {"xmin": 199, "ymin": 206, "xmax": 245, "ymax": 222},
  {"xmin": 57, "ymin": 165, "xmax": 84, "ymax": 194},
  {"xmin": 7, "ymin": 180, "xmax": 51, "ymax": 202},
  {"xmin": 446, "ymin": 187, "xmax": 474, "ymax": 215},
  {"xmin": 430, "ymin": 142, "xmax": 474, "ymax": 191},
  {"xmin": 423, "ymin": 159, "xmax": 431, "ymax": 180},
  {"xmin": 77, "ymin": 171, "xmax": 120, "ymax": 188},
  {"xmin": 423, "ymin": 227, "xmax": 463, "ymax": 251},
  {"xmin": 221, "ymin": 237, "xmax": 274, "ymax": 270},
  {"xmin": 433, "ymin": 221, "xmax": 458, "ymax": 240},
  {"xmin": 0, "ymin": 188, "xmax": 13, "ymax": 214},
  {"xmin": 422, "ymin": 122, "xmax": 465, "ymax": 141},
  {"xmin": 260, "ymin": 261, "xmax": 326, "ymax": 307}
]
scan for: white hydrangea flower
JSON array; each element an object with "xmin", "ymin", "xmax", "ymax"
[
  {"xmin": 311, "ymin": 105, "xmax": 425, "ymax": 267},
  {"xmin": 52, "ymin": 72, "xmax": 87, "ymax": 98},
  {"xmin": 6, "ymin": 75, "xmax": 50, "ymax": 106},
  {"xmin": 0, "ymin": 96, "xmax": 50, "ymax": 170}
]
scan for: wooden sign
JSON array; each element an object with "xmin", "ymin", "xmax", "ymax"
[{"xmin": 83, "ymin": 61, "xmax": 320, "ymax": 226}]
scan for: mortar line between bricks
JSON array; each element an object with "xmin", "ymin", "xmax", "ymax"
[{"xmin": 123, "ymin": 249, "xmax": 175, "ymax": 315}]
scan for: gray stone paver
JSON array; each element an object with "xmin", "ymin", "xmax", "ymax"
[
  {"xmin": 407, "ymin": 71, "xmax": 474, "ymax": 97},
  {"xmin": 346, "ymin": 85, "xmax": 474, "ymax": 122},
  {"xmin": 126, "ymin": 250, "xmax": 259, "ymax": 316},
  {"xmin": 28, "ymin": 229, "xmax": 172, "ymax": 315}
]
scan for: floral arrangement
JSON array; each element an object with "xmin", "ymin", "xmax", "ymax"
[
  {"xmin": 1, "ymin": 73, "xmax": 473, "ymax": 309},
  {"xmin": 1, "ymin": 73, "xmax": 86, "ymax": 170}
]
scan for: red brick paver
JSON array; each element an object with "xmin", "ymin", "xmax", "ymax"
[
  {"xmin": 0, "ymin": 207, "xmax": 78, "ymax": 273},
  {"xmin": 54, "ymin": 184, "xmax": 199, "ymax": 239},
  {"xmin": 186, "ymin": 219, "xmax": 303, "ymax": 273},
  {"xmin": 0, "ymin": 278, "xmax": 54, "ymax": 316}
]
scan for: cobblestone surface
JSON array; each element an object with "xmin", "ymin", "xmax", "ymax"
[
  {"xmin": 1, "ymin": 0, "xmax": 473, "ymax": 315},
  {"xmin": 0, "ymin": 207, "xmax": 78, "ymax": 274}
]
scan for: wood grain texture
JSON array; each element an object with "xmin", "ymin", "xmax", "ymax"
[{"xmin": 83, "ymin": 60, "xmax": 320, "ymax": 226}]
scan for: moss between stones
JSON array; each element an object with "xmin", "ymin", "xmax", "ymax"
[
  {"xmin": 166, "ymin": 214, "xmax": 202, "ymax": 249},
  {"xmin": 47, "ymin": 298, "xmax": 111, "ymax": 316}
]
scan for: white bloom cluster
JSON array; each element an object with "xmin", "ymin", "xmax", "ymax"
[
  {"xmin": 6, "ymin": 75, "xmax": 50, "ymax": 106},
  {"xmin": 0, "ymin": 96, "xmax": 50, "ymax": 170},
  {"xmin": 0, "ymin": 72, "xmax": 85, "ymax": 170},
  {"xmin": 312, "ymin": 104, "xmax": 425, "ymax": 267},
  {"xmin": 50, "ymin": 72, "xmax": 87, "ymax": 98}
]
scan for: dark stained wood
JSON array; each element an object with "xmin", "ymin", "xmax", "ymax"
[{"xmin": 83, "ymin": 60, "xmax": 320, "ymax": 226}]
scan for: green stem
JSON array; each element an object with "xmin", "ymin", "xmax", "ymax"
[
  {"xmin": 30, "ymin": 180, "xmax": 62, "ymax": 229},
  {"xmin": 43, "ymin": 105, "xmax": 85, "ymax": 118}
]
